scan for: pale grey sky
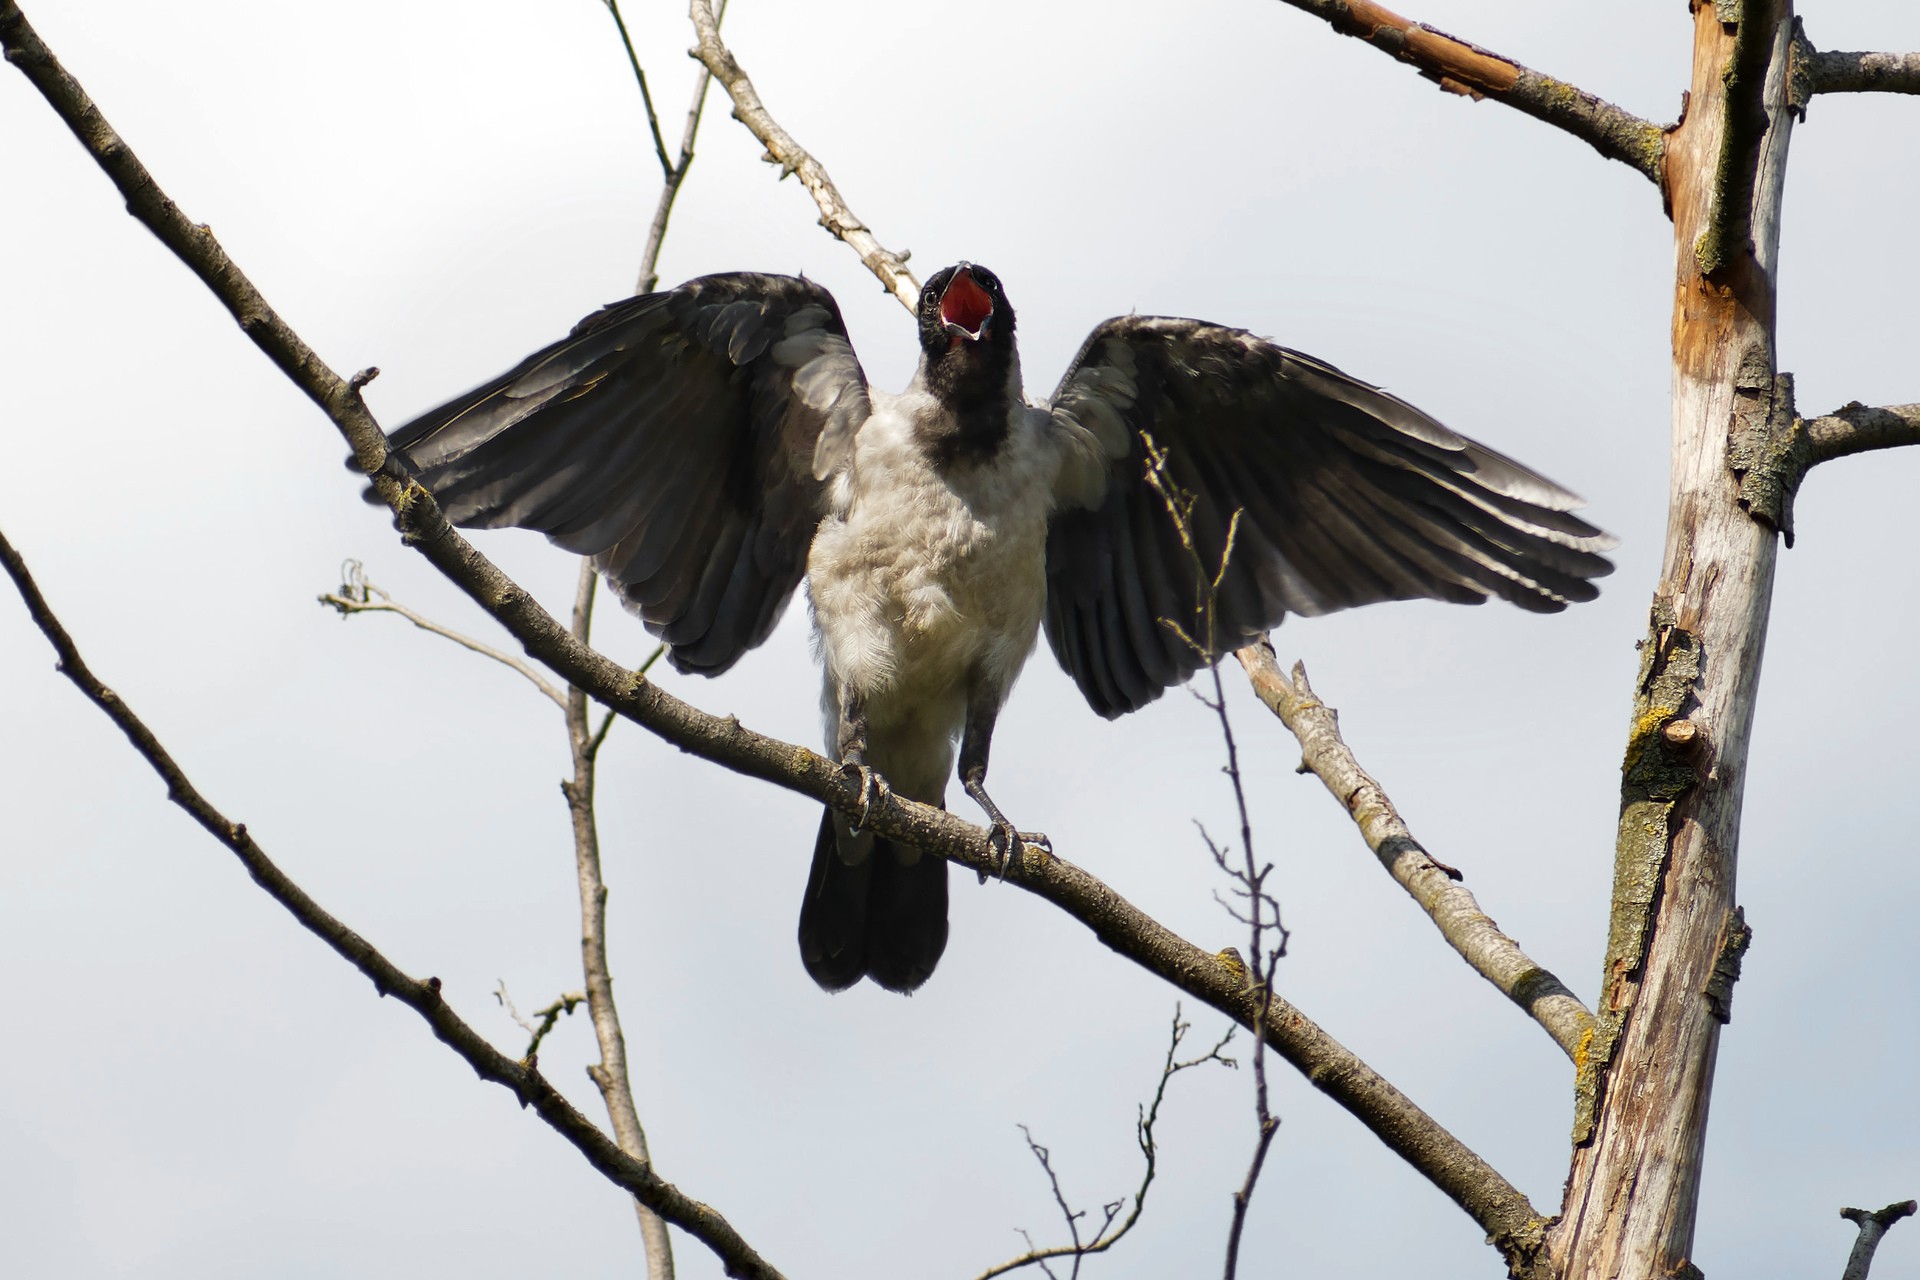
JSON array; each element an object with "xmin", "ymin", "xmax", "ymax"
[{"xmin": 3, "ymin": 2, "xmax": 1915, "ymax": 1277}]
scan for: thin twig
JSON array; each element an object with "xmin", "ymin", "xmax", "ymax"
[
  {"xmin": 1223, "ymin": 943, "xmax": 1282, "ymax": 1280},
  {"xmin": 1268, "ymin": 0, "xmax": 1667, "ymax": 185},
  {"xmin": 1, "ymin": 11, "xmax": 1550, "ymax": 1266},
  {"xmin": 617, "ymin": 0, "xmax": 727, "ymax": 293},
  {"xmin": 1137, "ymin": 433, "xmax": 1287, "ymax": 1279},
  {"xmin": 973, "ymin": 1008, "xmax": 1235, "ymax": 1280},
  {"xmin": 0, "ymin": 523, "xmax": 786, "ymax": 1280},
  {"xmin": 1840, "ymin": 1201, "xmax": 1917, "ymax": 1280},
  {"xmin": 686, "ymin": 0, "xmax": 919, "ymax": 311},
  {"xmin": 1235, "ymin": 642, "xmax": 1598, "ymax": 1062},
  {"xmin": 495, "ymin": 983, "xmax": 588, "ymax": 1059},
  {"xmin": 564, "ymin": 562, "xmax": 676, "ymax": 1280},
  {"xmin": 319, "ymin": 560, "xmax": 568, "ymax": 709},
  {"xmin": 603, "ymin": 0, "xmax": 676, "ymax": 177},
  {"xmin": 563, "ymin": 558, "xmax": 675, "ymax": 1280}
]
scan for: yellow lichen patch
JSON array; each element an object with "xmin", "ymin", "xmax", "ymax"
[
  {"xmin": 1575, "ymin": 1023, "xmax": 1595, "ymax": 1072},
  {"xmin": 1538, "ymin": 75, "xmax": 1580, "ymax": 111}
]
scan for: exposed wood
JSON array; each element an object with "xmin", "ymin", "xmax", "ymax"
[
  {"xmin": 1551, "ymin": 4, "xmax": 1797, "ymax": 1276},
  {"xmin": 1266, "ymin": 0, "xmax": 1669, "ymax": 183}
]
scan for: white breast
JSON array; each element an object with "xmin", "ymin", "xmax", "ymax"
[{"xmin": 805, "ymin": 392, "xmax": 1058, "ymax": 766}]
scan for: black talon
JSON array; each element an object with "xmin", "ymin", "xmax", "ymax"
[{"xmin": 839, "ymin": 759, "xmax": 891, "ymax": 830}]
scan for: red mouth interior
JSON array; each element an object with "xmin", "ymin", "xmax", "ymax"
[{"xmin": 939, "ymin": 270, "xmax": 993, "ymax": 336}]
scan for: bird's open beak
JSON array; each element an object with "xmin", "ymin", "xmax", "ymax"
[{"xmin": 939, "ymin": 265, "xmax": 993, "ymax": 344}]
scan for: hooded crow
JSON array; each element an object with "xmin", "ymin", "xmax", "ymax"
[{"xmin": 382, "ymin": 264, "xmax": 1615, "ymax": 993}]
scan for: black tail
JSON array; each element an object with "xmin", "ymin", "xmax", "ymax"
[{"xmin": 797, "ymin": 809, "xmax": 948, "ymax": 993}]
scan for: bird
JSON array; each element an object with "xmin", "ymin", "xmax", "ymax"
[{"xmin": 379, "ymin": 263, "xmax": 1615, "ymax": 994}]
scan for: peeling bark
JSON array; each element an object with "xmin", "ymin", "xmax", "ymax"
[{"xmin": 1551, "ymin": 4, "xmax": 1798, "ymax": 1276}]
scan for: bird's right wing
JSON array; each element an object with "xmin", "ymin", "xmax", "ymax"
[{"xmin": 384, "ymin": 272, "xmax": 872, "ymax": 675}]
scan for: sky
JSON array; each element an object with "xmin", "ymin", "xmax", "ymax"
[{"xmin": 3, "ymin": 2, "xmax": 1917, "ymax": 1277}]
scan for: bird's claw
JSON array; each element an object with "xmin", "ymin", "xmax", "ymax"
[
  {"xmin": 980, "ymin": 823, "xmax": 1051, "ymax": 883},
  {"xmin": 839, "ymin": 760, "xmax": 891, "ymax": 829}
]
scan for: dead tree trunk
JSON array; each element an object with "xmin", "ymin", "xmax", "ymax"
[{"xmin": 1552, "ymin": 3, "xmax": 1796, "ymax": 1275}]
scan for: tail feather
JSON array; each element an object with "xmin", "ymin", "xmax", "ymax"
[{"xmin": 797, "ymin": 809, "xmax": 949, "ymax": 993}]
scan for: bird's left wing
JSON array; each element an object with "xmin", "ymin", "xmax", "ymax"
[
  {"xmin": 384, "ymin": 272, "xmax": 872, "ymax": 675},
  {"xmin": 1043, "ymin": 316, "xmax": 1617, "ymax": 718}
]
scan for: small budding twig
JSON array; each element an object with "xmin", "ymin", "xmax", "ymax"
[
  {"xmin": 320, "ymin": 560, "xmax": 568, "ymax": 709},
  {"xmin": 973, "ymin": 1006, "xmax": 1236, "ymax": 1280},
  {"xmin": 1138, "ymin": 435, "xmax": 1286, "ymax": 1280}
]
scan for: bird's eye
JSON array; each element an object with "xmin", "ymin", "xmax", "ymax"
[
  {"xmin": 976, "ymin": 269, "xmax": 998, "ymax": 291},
  {"xmin": 921, "ymin": 284, "xmax": 938, "ymax": 305}
]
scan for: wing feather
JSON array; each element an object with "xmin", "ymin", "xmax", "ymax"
[
  {"xmin": 1043, "ymin": 316, "xmax": 1615, "ymax": 717},
  {"xmin": 382, "ymin": 273, "xmax": 872, "ymax": 675}
]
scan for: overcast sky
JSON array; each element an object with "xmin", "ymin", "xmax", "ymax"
[{"xmin": 4, "ymin": 2, "xmax": 1917, "ymax": 1277}]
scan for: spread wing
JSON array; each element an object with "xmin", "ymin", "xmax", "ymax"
[
  {"xmin": 1043, "ymin": 316, "xmax": 1617, "ymax": 717},
  {"xmin": 384, "ymin": 272, "xmax": 872, "ymax": 675}
]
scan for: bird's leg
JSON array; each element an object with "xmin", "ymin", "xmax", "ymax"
[
  {"xmin": 836, "ymin": 685, "xmax": 889, "ymax": 830},
  {"xmin": 960, "ymin": 696, "xmax": 1050, "ymax": 881}
]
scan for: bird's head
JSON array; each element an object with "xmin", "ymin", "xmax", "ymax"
[{"xmin": 917, "ymin": 262, "xmax": 1015, "ymax": 359}]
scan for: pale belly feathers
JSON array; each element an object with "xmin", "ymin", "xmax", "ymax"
[{"xmin": 805, "ymin": 395, "xmax": 1057, "ymax": 797}]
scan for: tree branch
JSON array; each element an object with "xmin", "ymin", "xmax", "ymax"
[
  {"xmin": 319, "ymin": 560, "xmax": 569, "ymax": 710},
  {"xmin": 973, "ymin": 1009, "xmax": 1237, "ymax": 1280},
  {"xmin": 1728, "ymin": 388, "xmax": 1920, "ymax": 548},
  {"xmin": 1235, "ymin": 642, "xmax": 1597, "ymax": 1064},
  {"xmin": 1803, "ymin": 48, "xmax": 1920, "ymax": 96},
  {"xmin": 2, "ymin": 7, "xmax": 1550, "ymax": 1267},
  {"xmin": 603, "ymin": 0, "xmax": 676, "ymax": 180},
  {"xmin": 1268, "ymin": 0, "xmax": 1667, "ymax": 185},
  {"xmin": 1840, "ymin": 1201, "xmax": 1917, "ymax": 1280},
  {"xmin": 0, "ymin": 524, "xmax": 786, "ymax": 1280},
  {"xmin": 1803, "ymin": 401, "xmax": 1920, "ymax": 466},
  {"xmin": 564, "ymin": 558, "xmax": 675, "ymax": 1280},
  {"xmin": 620, "ymin": 0, "xmax": 726, "ymax": 294},
  {"xmin": 685, "ymin": 0, "xmax": 919, "ymax": 310}
]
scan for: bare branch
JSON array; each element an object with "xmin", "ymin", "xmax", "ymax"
[
  {"xmin": 1804, "ymin": 401, "xmax": 1920, "ymax": 466},
  {"xmin": 0, "ymin": 523, "xmax": 786, "ymax": 1280},
  {"xmin": 603, "ymin": 0, "xmax": 676, "ymax": 179},
  {"xmin": 1269, "ymin": 0, "xmax": 1666, "ymax": 185},
  {"xmin": 973, "ymin": 1008, "xmax": 1235, "ymax": 1280},
  {"xmin": 1, "ymin": 12, "xmax": 1549, "ymax": 1265},
  {"xmin": 563, "ymin": 558, "xmax": 675, "ymax": 1280},
  {"xmin": 628, "ymin": 0, "xmax": 727, "ymax": 294},
  {"xmin": 1840, "ymin": 1201, "xmax": 1917, "ymax": 1280},
  {"xmin": 319, "ymin": 560, "xmax": 569, "ymax": 710},
  {"xmin": 686, "ymin": 0, "xmax": 919, "ymax": 311},
  {"xmin": 1140, "ymin": 435, "xmax": 1288, "ymax": 1278},
  {"xmin": 1803, "ymin": 48, "xmax": 1920, "ymax": 96},
  {"xmin": 1235, "ymin": 643, "xmax": 1595, "ymax": 1062},
  {"xmin": 1223, "ymin": 950, "xmax": 1282, "ymax": 1280}
]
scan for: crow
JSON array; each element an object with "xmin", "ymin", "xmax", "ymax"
[{"xmin": 380, "ymin": 263, "xmax": 1615, "ymax": 993}]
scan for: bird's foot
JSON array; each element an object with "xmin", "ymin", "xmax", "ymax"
[
  {"xmin": 980, "ymin": 822, "xmax": 1052, "ymax": 883},
  {"xmin": 839, "ymin": 759, "xmax": 891, "ymax": 830}
]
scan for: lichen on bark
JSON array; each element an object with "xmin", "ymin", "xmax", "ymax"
[{"xmin": 1571, "ymin": 600, "xmax": 1702, "ymax": 1144}]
